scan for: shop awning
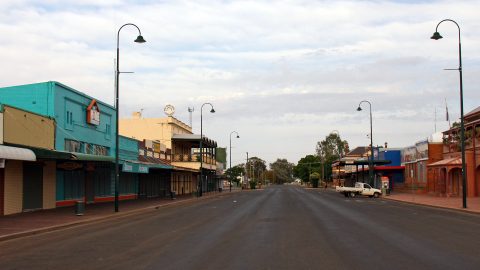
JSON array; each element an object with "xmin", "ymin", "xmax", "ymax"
[
  {"xmin": 172, "ymin": 166, "xmax": 198, "ymax": 173},
  {"xmin": 73, "ymin": 153, "xmax": 115, "ymax": 162},
  {"xmin": 334, "ymin": 159, "xmax": 392, "ymax": 166},
  {"xmin": 30, "ymin": 148, "xmax": 75, "ymax": 160},
  {"xmin": 146, "ymin": 163, "xmax": 173, "ymax": 170},
  {"xmin": 0, "ymin": 145, "xmax": 36, "ymax": 161},
  {"xmin": 428, "ymin": 157, "xmax": 462, "ymax": 167},
  {"xmin": 121, "ymin": 160, "xmax": 173, "ymax": 171}
]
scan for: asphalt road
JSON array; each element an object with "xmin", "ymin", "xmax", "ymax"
[{"xmin": 1, "ymin": 185, "xmax": 480, "ymax": 270}]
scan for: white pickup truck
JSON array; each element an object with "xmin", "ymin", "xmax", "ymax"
[{"xmin": 336, "ymin": 182, "xmax": 382, "ymax": 198}]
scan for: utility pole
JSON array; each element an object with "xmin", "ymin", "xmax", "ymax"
[{"xmin": 246, "ymin": 152, "xmax": 249, "ymax": 188}]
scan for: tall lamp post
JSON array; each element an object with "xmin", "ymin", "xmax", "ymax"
[
  {"xmin": 115, "ymin": 23, "xmax": 146, "ymax": 212},
  {"xmin": 199, "ymin": 103, "xmax": 215, "ymax": 197},
  {"xmin": 431, "ymin": 19, "xmax": 467, "ymax": 208},
  {"xmin": 357, "ymin": 100, "xmax": 374, "ymax": 186},
  {"xmin": 229, "ymin": 131, "xmax": 240, "ymax": 192}
]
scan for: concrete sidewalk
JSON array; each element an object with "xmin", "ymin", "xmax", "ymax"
[
  {"xmin": 0, "ymin": 189, "xmax": 241, "ymax": 242},
  {"xmin": 383, "ymin": 192, "xmax": 480, "ymax": 214}
]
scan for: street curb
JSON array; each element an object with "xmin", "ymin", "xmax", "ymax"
[
  {"xmin": 0, "ymin": 191, "xmax": 241, "ymax": 243},
  {"xmin": 382, "ymin": 196, "xmax": 480, "ymax": 216}
]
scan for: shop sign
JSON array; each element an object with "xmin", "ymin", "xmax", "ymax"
[
  {"xmin": 122, "ymin": 162, "xmax": 149, "ymax": 174},
  {"xmin": 153, "ymin": 142, "xmax": 161, "ymax": 153},
  {"xmin": 57, "ymin": 162, "xmax": 83, "ymax": 170},
  {"xmin": 123, "ymin": 163, "xmax": 133, "ymax": 172},
  {"xmin": 138, "ymin": 165, "xmax": 148, "ymax": 173},
  {"xmin": 86, "ymin": 99, "xmax": 100, "ymax": 126}
]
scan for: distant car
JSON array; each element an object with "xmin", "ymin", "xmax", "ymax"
[{"xmin": 335, "ymin": 182, "xmax": 382, "ymax": 198}]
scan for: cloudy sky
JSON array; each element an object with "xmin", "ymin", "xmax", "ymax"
[{"xmin": 1, "ymin": 0, "xmax": 479, "ymax": 165}]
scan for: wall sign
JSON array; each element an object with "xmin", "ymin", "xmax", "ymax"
[
  {"xmin": 57, "ymin": 162, "xmax": 83, "ymax": 170},
  {"xmin": 87, "ymin": 99, "xmax": 100, "ymax": 126},
  {"xmin": 122, "ymin": 161, "xmax": 149, "ymax": 174}
]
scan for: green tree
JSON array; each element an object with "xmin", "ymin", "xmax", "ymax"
[
  {"xmin": 315, "ymin": 133, "xmax": 349, "ymax": 181},
  {"xmin": 270, "ymin": 158, "xmax": 294, "ymax": 184},
  {"xmin": 293, "ymin": 155, "xmax": 321, "ymax": 183},
  {"xmin": 310, "ymin": 172, "xmax": 320, "ymax": 188},
  {"xmin": 225, "ymin": 164, "xmax": 245, "ymax": 185},
  {"xmin": 246, "ymin": 156, "xmax": 267, "ymax": 181}
]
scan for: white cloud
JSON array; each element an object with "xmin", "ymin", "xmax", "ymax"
[{"xmin": 0, "ymin": 0, "xmax": 479, "ymax": 164}]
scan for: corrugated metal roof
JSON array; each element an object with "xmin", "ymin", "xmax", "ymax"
[{"xmin": 347, "ymin": 146, "xmax": 369, "ymax": 156}]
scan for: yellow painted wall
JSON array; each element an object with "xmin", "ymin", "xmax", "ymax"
[
  {"xmin": 120, "ymin": 116, "xmax": 192, "ymax": 148},
  {"xmin": 4, "ymin": 160, "xmax": 23, "ymax": 215},
  {"xmin": 43, "ymin": 161, "xmax": 56, "ymax": 209},
  {"xmin": 3, "ymin": 106, "xmax": 55, "ymax": 149}
]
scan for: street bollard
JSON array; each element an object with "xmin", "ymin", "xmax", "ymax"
[{"xmin": 75, "ymin": 201, "xmax": 84, "ymax": 216}]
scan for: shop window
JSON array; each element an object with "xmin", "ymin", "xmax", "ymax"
[
  {"xmin": 93, "ymin": 145, "xmax": 108, "ymax": 156},
  {"xmin": 65, "ymin": 139, "xmax": 82, "ymax": 153},
  {"xmin": 85, "ymin": 143, "xmax": 93, "ymax": 155}
]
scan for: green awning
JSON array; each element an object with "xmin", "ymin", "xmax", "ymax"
[
  {"xmin": 147, "ymin": 163, "xmax": 173, "ymax": 170},
  {"xmin": 120, "ymin": 160, "xmax": 173, "ymax": 172},
  {"xmin": 73, "ymin": 153, "xmax": 115, "ymax": 162},
  {"xmin": 28, "ymin": 147, "xmax": 75, "ymax": 160}
]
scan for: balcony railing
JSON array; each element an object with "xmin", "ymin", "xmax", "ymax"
[{"xmin": 173, "ymin": 154, "xmax": 215, "ymax": 164}]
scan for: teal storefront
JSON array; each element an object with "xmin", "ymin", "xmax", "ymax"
[{"xmin": 0, "ymin": 82, "xmax": 120, "ymax": 206}]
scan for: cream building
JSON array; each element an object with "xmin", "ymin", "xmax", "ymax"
[
  {"xmin": 1, "ymin": 105, "xmax": 55, "ymax": 215},
  {"xmin": 120, "ymin": 112, "xmax": 218, "ymax": 195}
]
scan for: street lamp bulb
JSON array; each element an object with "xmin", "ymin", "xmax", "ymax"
[
  {"xmin": 134, "ymin": 35, "xmax": 146, "ymax": 43},
  {"xmin": 430, "ymin": 31, "xmax": 443, "ymax": 40},
  {"xmin": 210, "ymin": 108, "xmax": 215, "ymax": 113},
  {"xmin": 357, "ymin": 106, "xmax": 362, "ymax": 111}
]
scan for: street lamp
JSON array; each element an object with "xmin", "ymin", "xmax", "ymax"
[
  {"xmin": 431, "ymin": 19, "xmax": 467, "ymax": 208},
  {"xmin": 114, "ymin": 23, "xmax": 146, "ymax": 212},
  {"xmin": 357, "ymin": 100, "xmax": 374, "ymax": 186},
  {"xmin": 199, "ymin": 102, "xmax": 215, "ymax": 197},
  {"xmin": 229, "ymin": 131, "xmax": 240, "ymax": 192}
]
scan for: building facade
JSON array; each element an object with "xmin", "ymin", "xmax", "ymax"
[
  {"xmin": 0, "ymin": 104, "xmax": 53, "ymax": 215},
  {"xmin": 428, "ymin": 106, "xmax": 480, "ymax": 197},
  {"xmin": 0, "ymin": 82, "xmax": 123, "ymax": 207},
  {"xmin": 402, "ymin": 135, "xmax": 443, "ymax": 194},
  {"xmin": 120, "ymin": 113, "xmax": 219, "ymax": 196}
]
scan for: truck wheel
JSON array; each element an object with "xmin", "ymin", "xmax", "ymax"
[
  {"xmin": 373, "ymin": 192, "xmax": 380, "ymax": 198},
  {"xmin": 349, "ymin": 192, "xmax": 356, "ymax": 198}
]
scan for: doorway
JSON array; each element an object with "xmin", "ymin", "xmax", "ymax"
[{"xmin": 23, "ymin": 162, "xmax": 43, "ymax": 211}]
